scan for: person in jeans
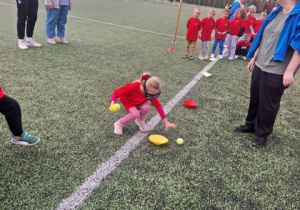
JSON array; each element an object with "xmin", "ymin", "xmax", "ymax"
[
  {"xmin": 16, "ymin": 0, "xmax": 42, "ymax": 50},
  {"xmin": 45, "ymin": 0, "xmax": 73, "ymax": 44}
]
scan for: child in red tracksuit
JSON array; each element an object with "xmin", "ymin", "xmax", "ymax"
[
  {"xmin": 226, "ymin": 8, "xmax": 246, "ymax": 60},
  {"xmin": 110, "ymin": 73, "xmax": 177, "ymax": 135},
  {"xmin": 250, "ymin": 11, "xmax": 267, "ymax": 43},
  {"xmin": 183, "ymin": 8, "xmax": 201, "ymax": 60},
  {"xmin": 198, "ymin": 9, "xmax": 216, "ymax": 60},
  {"xmin": 235, "ymin": 34, "xmax": 251, "ymax": 60},
  {"xmin": 0, "ymin": 75, "xmax": 40, "ymax": 146}
]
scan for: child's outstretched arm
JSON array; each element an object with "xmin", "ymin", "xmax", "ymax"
[{"xmin": 155, "ymin": 105, "xmax": 177, "ymax": 132}]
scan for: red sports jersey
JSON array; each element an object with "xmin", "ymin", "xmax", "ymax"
[
  {"xmin": 229, "ymin": 18, "xmax": 246, "ymax": 35},
  {"xmin": 245, "ymin": 16, "xmax": 256, "ymax": 34},
  {"xmin": 112, "ymin": 82, "xmax": 161, "ymax": 111},
  {"xmin": 236, "ymin": 40, "xmax": 251, "ymax": 48},
  {"xmin": 201, "ymin": 17, "xmax": 216, "ymax": 41},
  {"xmin": 186, "ymin": 17, "xmax": 202, "ymax": 42},
  {"xmin": 0, "ymin": 87, "xmax": 5, "ymax": 99},
  {"xmin": 215, "ymin": 17, "xmax": 230, "ymax": 40},
  {"xmin": 251, "ymin": 19, "xmax": 263, "ymax": 38}
]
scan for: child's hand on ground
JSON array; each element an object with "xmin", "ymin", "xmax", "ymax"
[{"xmin": 163, "ymin": 119, "xmax": 177, "ymax": 132}]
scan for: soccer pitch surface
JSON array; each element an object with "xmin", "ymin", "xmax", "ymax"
[{"xmin": 0, "ymin": 0, "xmax": 299, "ymax": 209}]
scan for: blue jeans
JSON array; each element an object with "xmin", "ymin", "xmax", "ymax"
[
  {"xmin": 212, "ymin": 39, "xmax": 224, "ymax": 55},
  {"xmin": 45, "ymin": 5, "xmax": 69, "ymax": 38}
]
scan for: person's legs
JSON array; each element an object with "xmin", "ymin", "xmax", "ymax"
[
  {"xmin": 26, "ymin": 0, "xmax": 38, "ymax": 38},
  {"xmin": 135, "ymin": 102, "xmax": 150, "ymax": 132},
  {"xmin": 255, "ymin": 71, "xmax": 286, "ymax": 136},
  {"xmin": 211, "ymin": 40, "xmax": 218, "ymax": 57},
  {"xmin": 114, "ymin": 107, "xmax": 140, "ymax": 135},
  {"xmin": 57, "ymin": 5, "xmax": 69, "ymax": 40},
  {"xmin": 235, "ymin": 46, "xmax": 242, "ymax": 56},
  {"xmin": 46, "ymin": 6, "xmax": 60, "ymax": 40},
  {"xmin": 189, "ymin": 41, "xmax": 196, "ymax": 59},
  {"xmin": 228, "ymin": 35, "xmax": 239, "ymax": 60},
  {"xmin": 0, "ymin": 95, "xmax": 23, "ymax": 136},
  {"xmin": 219, "ymin": 40, "xmax": 224, "ymax": 56},
  {"xmin": 225, "ymin": 35, "xmax": 232, "ymax": 58},
  {"xmin": 183, "ymin": 40, "xmax": 191, "ymax": 57},
  {"xmin": 16, "ymin": 0, "xmax": 29, "ymax": 40},
  {"xmin": 204, "ymin": 41, "xmax": 210, "ymax": 58}
]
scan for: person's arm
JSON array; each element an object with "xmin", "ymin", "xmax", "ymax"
[
  {"xmin": 247, "ymin": 47, "xmax": 259, "ymax": 72},
  {"xmin": 283, "ymin": 50, "xmax": 300, "ymax": 87},
  {"xmin": 155, "ymin": 105, "xmax": 176, "ymax": 131}
]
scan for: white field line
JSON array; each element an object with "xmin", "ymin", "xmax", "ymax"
[
  {"xmin": 56, "ymin": 58, "xmax": 219, "ymax": 210},
  {"xmin": 0, "ymin": 2, "xmax": 185, "ymax": 40}
]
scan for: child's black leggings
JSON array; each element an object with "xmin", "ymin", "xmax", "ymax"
[{"xmin": 0, "ymin": 95, "xmax": 23, "ymax": 136}]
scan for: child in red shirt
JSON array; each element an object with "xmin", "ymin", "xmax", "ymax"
[
  {"xmin": 235, "ymin": 33, "xmax": 251, "ymax": 60},
  {"xmin": 211, "ymin": 9, "xmax": 230, "ymax": 59},
  {"xmin": 198, "ymin": 9, "xmax": 216, "ymax": 60},
  {"xmin": 183, "ymin": 8, "xmax": 201, "ymax": 60},
  {"xmin": 226, "ymin": 8, "xmax": 247, "ymax": 60},
  {"xmin": 244, "ymin": 6, "xmax": 256, "ymax": 35},
  {"xmin": 250, "ymin": 11, "xmax": 267, "ymax": 42},
  {"xmin": 110, "ymin": 73, "xmax": 177, "ymax": 135},
  {"xmin": 0, "ymin": 75, "xmax": 40, "ymax": 146}
]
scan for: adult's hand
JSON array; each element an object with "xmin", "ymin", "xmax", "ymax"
[
  {"xmin": 247, "ymin": 58, "xmax": 255, "ymax": 72},
  {"xmin": 48, "ymin": 5, "xmax": 53, "ymax": 9},
  {"xmin": 283, "ymin": 71, "xmax": 294, "ymax": 87}
]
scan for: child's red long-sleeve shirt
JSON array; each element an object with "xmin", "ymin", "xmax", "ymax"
[{"xmin": 229, "ymin": 18, "xmax": 246, "ymax": 35}]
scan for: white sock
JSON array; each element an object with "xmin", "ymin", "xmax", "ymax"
[{"xmin": 18, "ymin": 39, "xmax": 25, "ymax": 43}]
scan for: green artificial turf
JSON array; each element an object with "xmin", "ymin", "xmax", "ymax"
[{"xmin": 0, "ymin": 0, "xmax": 299, "ymax": 209}]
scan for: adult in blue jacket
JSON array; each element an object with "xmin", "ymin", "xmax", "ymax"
[
  {"xmin": 235, "ymin": 0, "xmax": 300, "ymax": 148},
  {"xmin": 229, "ymin": 0, "xmax": 245, "ymax": 20}
]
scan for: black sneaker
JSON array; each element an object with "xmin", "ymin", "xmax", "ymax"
[
  {"xmin": 251, "ymin": 135, "xmax": 267, "ymax": 148},
  {"xmin": 234, "ymin": 124, "xmax": 255, "ymax": 133}
]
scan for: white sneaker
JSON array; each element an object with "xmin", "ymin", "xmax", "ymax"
[
  {"xmin": 235, "ymin": 55, "xmax": 239, "ymax": 59},
  {"xmin": 114, "ymin": 121, "xmax": 123, "ymax": 135},
  {"xmin": 18, "ymin": 40, "xmax": 28, "ymax": 50},
  {"xmin": 210, "ymin": 54, "xmax": 215, "ymax": 58},
  {"xmin": 218, "ymin": 55, "xmax": 223, "ymax": 59},
  {"xmin": 198, "ymin": 55, "xmax": 204, "ymax": 60},
  {"xmin": 25, "ymin": 38, "xmax": 41, "ymax": 47},
  {"xmin": 242, "ymin": 56, "xmax": 247, "ymax": 60}
]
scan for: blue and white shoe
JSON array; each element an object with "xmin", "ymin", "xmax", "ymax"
[{"xmin": 11, "ymin": 132, "xmax": 40, "ymax": 146}]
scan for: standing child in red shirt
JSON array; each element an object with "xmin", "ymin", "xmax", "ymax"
[
  {"xmin": 110, "ymin": 73, "xmax": 177, "ymax": 135},
  {"xmin": 250, "ymin": 11, "xmax": 267, "ymax": 43},
  {"xmin": 235, "ymin": 33, "xmax": 251, "ymax": 60},
  {"xmin": 244, "ymin": 6, "xmax": 256, "ymax": 35},
  {"xmin": 198, "ymin": 9, "xmax": 216, "ymax": 60},
  {"xmin": 183, "ymin": 8, "xmax": 201, "ymax": 60},
  {"xmin": 226, "ymin": 8, "xmax": 247, "ymax": 60},
  {"xmin": 211, "ymin": 9, "xmax": 230, "ymax": 59}
]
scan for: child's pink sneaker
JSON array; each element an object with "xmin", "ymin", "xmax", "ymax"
[
  {"xmin": 114, "ymin": 121, "xmax": 123, "ymax": 135},
  {"xmin": 135, "ymin": 119, "xmax": 149, "ymax": 132}
]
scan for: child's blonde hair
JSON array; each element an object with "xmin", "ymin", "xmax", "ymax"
[
  {"xmin": 248, "ymin": 5, "xmax": 257, "ymax": 13},
  {"xmin": 139, "ymin": 72, "xmax": 161, "ymax": 93},
  {"xmin": 234, "ymin": 8, "xmax": 247, "ymax": 19},
  {"xmin": 222, "ymin": 9, "xmax": 230, "ymax": 14},
  {"xmin": 259, "ymin": 11, "xmax": 267, "ymax": 19}
]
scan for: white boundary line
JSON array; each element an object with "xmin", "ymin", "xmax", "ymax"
[
  {"xmin": 0, "ymin": 2, "xmax": 185, "ymax": 40},
  {"xmin": 56, "ymin": 58, "xmax": 219, "ymax": 210}
]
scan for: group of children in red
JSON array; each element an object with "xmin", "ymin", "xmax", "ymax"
[{"xmin": 183, "ymin": 7, "xmax": 267, "ymax": 61}]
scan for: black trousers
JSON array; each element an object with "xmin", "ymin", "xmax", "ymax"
[
  {"xmin": 0, "ymin": 95, "xmax": 23, "ymax": 136},
  {"xmin": 235, "ymin": 46, "xmax": 249, "ymax": 56},
  {"xmin": 245, "ymin": 66, "xmax": 286, "ymax": 136},
  {"xmin": 16, "ymin": 0, "xmax": 39, "ymax": 39}
]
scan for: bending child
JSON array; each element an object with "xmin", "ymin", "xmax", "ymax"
[{"xmin": 110, "ymin": 73, "xmax": 177, "ymax": 135}]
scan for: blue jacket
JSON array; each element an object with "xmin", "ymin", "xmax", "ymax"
[
  {"xmin": 247, "ymin": 1, "xmax": 300, "ymax": 61},
  {"xmin": 229, "ymin": 1, "xmax": 241, "ymax": 21}
]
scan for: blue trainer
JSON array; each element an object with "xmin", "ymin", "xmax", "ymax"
[{"xmin": 11, "ymin": 132, "xmax": 40, "ymax": 146}]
